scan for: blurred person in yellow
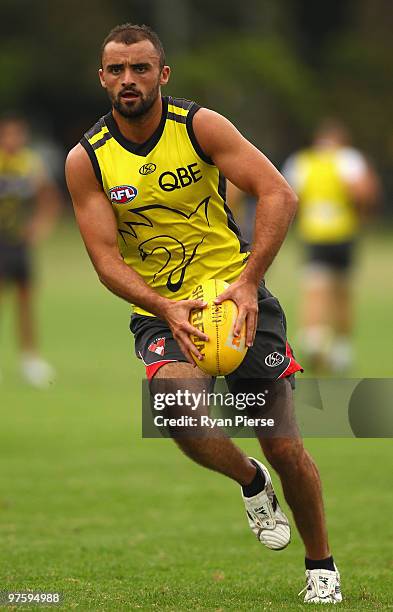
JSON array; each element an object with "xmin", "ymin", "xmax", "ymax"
[
  {"xmin": 0, "ymin": 114, "xmax": 61, "ymax": 387},
  {"xmin": 282, "ymin": 119, "xmax": 380, "ymax": 374}
]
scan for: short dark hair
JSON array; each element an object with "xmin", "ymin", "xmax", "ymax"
[{"xmin": 101, "ymin": 23, "xmax": 165, "ymax": 68}]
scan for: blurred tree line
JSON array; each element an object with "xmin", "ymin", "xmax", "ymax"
[{"xmin": 1, "ymin": 0, "xmax": 392, "ymax": 208}]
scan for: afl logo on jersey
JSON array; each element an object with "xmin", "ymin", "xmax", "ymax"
[
  {"xmin": 139, "ymin": 163, "xmax": 156, "ymax": 175},
  {"xmin": 264, "ymin": 352, "xmax": 285, "ymax": 367},
  {"xmin": 109, "ymin": 185, "xmax": 138, "ymax": 204}
]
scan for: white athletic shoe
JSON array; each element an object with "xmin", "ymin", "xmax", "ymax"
[
  {"xmin": 20, "ymin": 354, "xmax": 55, "ymax": 389},
  {"xmin": 241, "ymin": 457, "xmax": 291, "ymax": 551},
  {"xmin": 299, "ymin": 566, "xmax": 342, "ymax": 604}
]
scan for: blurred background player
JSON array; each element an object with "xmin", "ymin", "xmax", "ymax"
[
  {"xmin": 0, "ymin": 114, "xmax": 61, "ymax": 387},
  {"xmin": 282, "ymin": 119, "xmax": 381, "ymax": 374}
]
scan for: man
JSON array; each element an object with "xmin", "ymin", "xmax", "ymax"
[
  {"xmin": 0, "ymin": 114, "xmax": 60, "ymax": 387},
  {"xmin": 66, "ymin": 24, "xmax": 342, "ymax": 603},
  {"xmin": 282, "ymin": 120, "xmax": 380, "ymax": 374}
]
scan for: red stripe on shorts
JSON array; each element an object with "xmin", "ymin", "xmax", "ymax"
[
  {"xmin": 279, "ymin": 342, "xmax": 304, "ymax": 378},
  {"xmin": 145, "ymin": 359, "xmax": 178, "ymax": 380}
]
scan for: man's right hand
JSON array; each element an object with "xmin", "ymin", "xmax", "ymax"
[{"xmin": 159, "ymin": 299, "xmax": 209, "ymax": 365}]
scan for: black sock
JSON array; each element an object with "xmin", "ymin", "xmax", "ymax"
[
  {"xmin": 241, "ymin": 460, "xmax": 266, "ymax": 497},
  {"xmin": 305, "ymin": 556, "xmax": 335, "ymax": 572}
]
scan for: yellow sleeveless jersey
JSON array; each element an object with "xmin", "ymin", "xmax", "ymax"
[
  {"xmin": 81, "ymin": 96, "xmax": 250, "ymax": 316},
  {"xmin": 0, "ymin": 148, "xmax": 44, "ymax": 244},
  {"xmin": 295, "ymin": 149, "xmax": 358, "ymax": 244}
]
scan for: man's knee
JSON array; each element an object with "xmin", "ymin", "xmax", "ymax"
[
  {"xmin": 262, "ymin": 437, "xmax": 305, "ymax": 472},
  {"xmin": 149, "ymin": 362, "xmax": 213, "ymax": 438}
]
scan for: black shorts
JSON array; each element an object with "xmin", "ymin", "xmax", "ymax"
[
  {"xmin": 130, "ymin": 282, "xmax": 303, "ymax": 385},
  {"xmin": 0, "ymin": 243, "xmax": 32, "ymax": 283},
  {"xmin": 305, "ymin": 241, "xmax": 354, "ymax": 271}
]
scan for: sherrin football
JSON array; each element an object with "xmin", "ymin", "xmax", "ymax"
[{"xmin": 189, "ymin": 279, "xmax": 248, "ymax": 376}]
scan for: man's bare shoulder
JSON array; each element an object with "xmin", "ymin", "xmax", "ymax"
[
  {"xmin": 65, "ymin": 142, "xmax": 101, "ymax": 186},
  {"xmin": 192, "ymin": 106, "xmax": 234, "ymax": 135},
  {"xmin": 192, "ymin": 107, "xmax": 243, "ymax": 157},
  {"xmin": 192, "ymin": 107, "xmax": 242, "ymax": 158},
  {"xmin": 65, "ymin": 142, "xmax": 102, "ymax": 199},
  {"xmin": 65, "ymin": 142, "xmax": 90, "ymax": 174}
]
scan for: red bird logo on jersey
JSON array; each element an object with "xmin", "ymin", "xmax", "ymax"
[{"xmin": 148, "ymin": 337, "xmax": 166, "ymax": 356}]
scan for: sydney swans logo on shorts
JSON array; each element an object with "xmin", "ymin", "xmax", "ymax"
[
  {"xmin": 265, "ymin": 352, "xmax": 284, "ymax": 367},
  {"xmin": 109, "ymin": 185, "xmax": 138, "ymax": 204},
  {"xmin": 148, "ymin": 337, "xmax": 166, "ymax": 356}
]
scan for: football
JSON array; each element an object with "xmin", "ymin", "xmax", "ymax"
[{"xmin": 189, "ymin": 279, "xmax": 248, "ymax": 376}]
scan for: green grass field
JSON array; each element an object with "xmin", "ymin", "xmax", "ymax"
[{"xmin": 1, "ymin": 222, "xmax": 392, "ymax": 610}]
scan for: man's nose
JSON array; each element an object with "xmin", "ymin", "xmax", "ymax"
[{"xmin": 121, "ymin": 68, "xmax": 136, "ymax": 87}]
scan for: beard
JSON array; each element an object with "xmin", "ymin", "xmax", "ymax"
[{"xmin": 111, "ymin": 81, "xmax": 160, "ymax": 120}]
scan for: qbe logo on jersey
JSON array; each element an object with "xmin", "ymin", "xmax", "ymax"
[{"xmin": 109, "ymin": 185, "xmax": 138, "ymax": 204}]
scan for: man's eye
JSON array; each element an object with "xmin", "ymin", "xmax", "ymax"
[
  {"xmin": 110, "ymin": 66, "xmax": 122, "ymax": 74},
  {"xmin": 135, "ymin": 66, "xmax": 147, "ymax": 73}
]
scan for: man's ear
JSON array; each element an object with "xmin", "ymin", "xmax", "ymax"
[
  {"xmin": 99, "ymin": 68, "xmax": 107, "ymax": 89},
  {"xmin": 160, "ymin": 65, "xmax": 171, "ymax": 86}
]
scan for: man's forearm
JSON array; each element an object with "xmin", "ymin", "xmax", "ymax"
[
  {"xmin": 240, "ymin": 187, "xmax": 297, "ymax": 284},
  {"xmin": 95, "ymin": 254, "xmax": 170, "ymax": 317}
]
